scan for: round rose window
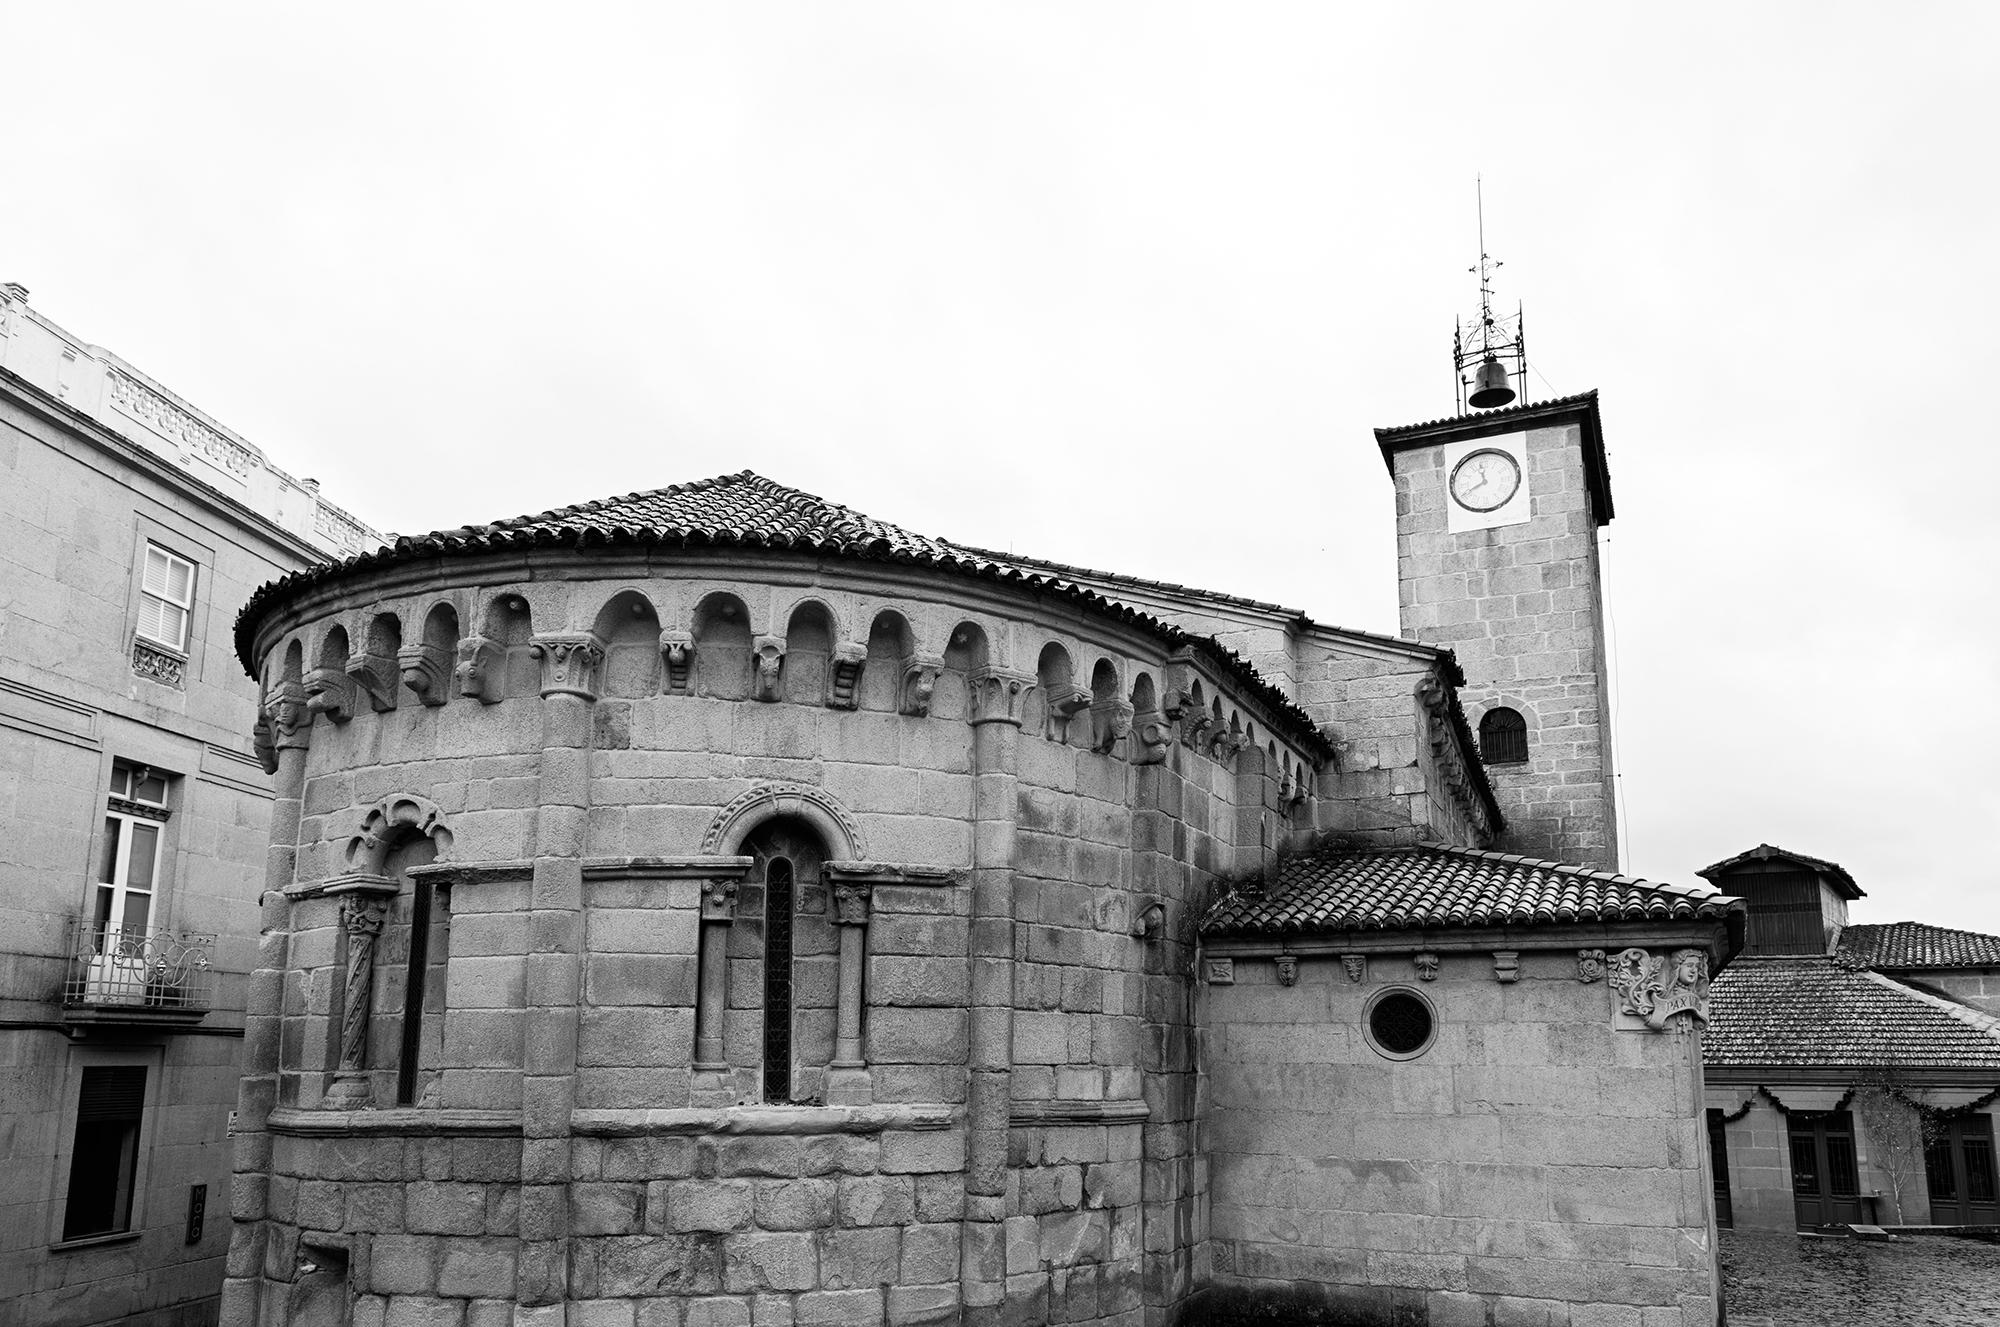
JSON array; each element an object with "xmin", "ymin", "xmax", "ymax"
[{"xmin": 1365, "ymin": 988, "xmax": 1437, "ymax": 1060}]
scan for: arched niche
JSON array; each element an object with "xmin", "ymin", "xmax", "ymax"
[
  {"xmin": 480, "ymin": 595, "xmax": 537, "ymax": 699},
  {"xmin": 783, "ymin": 601, "xmax": 835, "ymax": 707},
  {"xmin": 693, "ymin": 592, "xmax": 753, "ymax": 701},
  {"xmin": 860, "ymin": 610, "xmax": 913, "ymax": 713},
  {"xmin": 932, "ymin": 622, "xmax": 989, "ymax": 722},
  {"xmin": 317, "ymin": 625, "xmax": 351, "ymax": 672},
  {"xmin": 345, "ymin": 794, "xmax": 454, "ymax": 875},
  {"xmin": 592, "ymin": 590, "xmax": 663, "ymax": 699}
]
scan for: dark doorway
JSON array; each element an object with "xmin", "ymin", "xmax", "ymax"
[
  {"xmin": 1926, "ymin": 1114, "xmax": 1999, "ymax": 1226},
  {"xmin": 1790, "ymin": 1110, "xmax": 1863, "ymax": 1228},
  {"xmin": 1708, "ymin": 1109, "xmax": 1733, "ymax": 1228}
]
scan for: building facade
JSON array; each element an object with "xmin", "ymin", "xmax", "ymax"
[
  {"xmin": 0, "ymin": 285, "xmax": 377, "ymax": 1327},
  {"xmin": 1701, "ymin": 844, "xmax": 2000, "ymax": 1233},
  {"xmin": 221, "ymin": 392, "xmax": 1740, "ymax": 1326}
]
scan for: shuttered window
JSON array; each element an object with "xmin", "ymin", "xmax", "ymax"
[
  {"xmin": 1742, "ymin": 872, "xmax": 1826, "ymax": 954},
  {"xmin": 138, "ymin": 545, "xmax": 196, "ymax": 651},
  {"xmin": 63, "ymin": 1066, "xmax": 147, "ymax": 1239}
]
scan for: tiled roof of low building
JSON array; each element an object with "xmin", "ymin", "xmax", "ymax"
[
  {"xmin": 1836, "ymin": 922, "xmax": 2000, "ymax": 971},
  {"xmin": 232, "ymin": 472, "xmax": 1350, "ymax": 760},
  {"xmin": 1705, "ymin": 957, "xmax": 2000, "ymax": 1069},
  {"xmin": 1696, "ymin": 842, "xmax": 1864, "ymax": 899},
  {"xmin": 1200, "ymin": 842, "xmax": 1731, "ymax": 936}
]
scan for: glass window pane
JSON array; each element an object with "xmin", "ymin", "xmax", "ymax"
[
  {"xmin": 99, "ymin": 818, "xmax": 122, "ymax": 883},
  {"xmin": 133, "ymin": 772, "xmax": 166, "ymax": 804},
  {"xmin": 1967, "ymin": 1137, "xmax": 1996, "ymax": 1203},
  {"xmin": 93, "ymin": 886, "xmax": 114, "ymax": 935},
  {"xmin": 121, "ymin": 891, "xmax": 151, "ymax": 934},
  {"xmin": 127, "ymin": 824, "xmax": 160, "ymax": 890},
  {"xmin": 108, "ymin": 765, "xmax": 128, "ymax": 796}
]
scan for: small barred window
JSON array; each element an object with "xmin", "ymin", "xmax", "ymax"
[{"xmin": 1478, "ymin": 707, "xmax": 1528, "ymax": 765}]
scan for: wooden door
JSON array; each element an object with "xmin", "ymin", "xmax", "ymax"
[
  {"xmin": 1926, "ymin": 1114, "xmax": 1999, "ymax": 1226},
  {"xmin": 1789, "ymin": 1111, "xmax": 1863, "ymax": 1228}
]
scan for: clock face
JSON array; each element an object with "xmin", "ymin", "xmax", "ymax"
[{"xmin": 1449, "ymin": 448, "xmax": 1522, "ymax": 513}]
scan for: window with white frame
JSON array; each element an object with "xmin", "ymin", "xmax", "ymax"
[
  {"xmin": 95, "ymin": 764, "xmax": 171, "ymax": 958},
  {"xmin": 137, "ymin": 544, "xmax": 196, "ymax": 652}
]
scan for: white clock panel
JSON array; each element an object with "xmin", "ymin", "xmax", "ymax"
[{"xmin": 1442, "ymin": 432, "xmax": 1531, "ymax": 533}]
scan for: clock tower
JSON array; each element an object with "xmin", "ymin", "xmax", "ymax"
[{"xmin": 1374, "ymin": 391, "xmax": 1619, "ymax": 870}]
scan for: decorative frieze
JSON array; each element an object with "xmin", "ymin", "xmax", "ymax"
[
  {"xmin": 1492, "ymin": 950, "xmax": 1520, "ymax": 983},
  {"xmin": 1577, "ymin": 949, "xmax": 1607, "ymax": 983},
  {"xmin": 455, "ymin": 634, "xmax": 504, "ymax": 704},
  {"xmin": 346, "ymin": 651, "xmax": 399, "ymax": 712},
  {"xmin": 826, "ymin": 641, "xmax": 867, "ymax": 709},
  {"xmin": 658, "ymin": 630, "xmax": 694, "ymax": 694},
  {"xmin": 303, "ymin": 666, "xmax": 356, "ymax": 723},
  {"xmin": 1609, "ymin": 947, "xmax": 1711, "ymax": 1030},
  {"xmin": 1414, "ymin": 951, "xmax": 1440, "ymax": 982},
  {"xmin": 108, "ymin": 369, "xmax": 255, "ymax": 478},
  {"xmin": 751, "ymin": 635, "xmax": 785, "ymax": 702},
  {"xmin": 900, "ymin": 656, "xmax": 944, "ymax": 717},
  {"xmin": 532, "ymin": 633, "xmax": 604, "ymax": 701},
  {"xmin": 130, "ymin": 639, "xmax": 186, "ymax": 688},
  {"xmin": 398, "ymin": 643, "xmax": 452, "ymax": 707}
]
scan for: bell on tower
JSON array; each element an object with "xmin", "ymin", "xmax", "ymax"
[{"xmin": 1454, "ymin": 178, "xmax": 1525, "ymax": 412}]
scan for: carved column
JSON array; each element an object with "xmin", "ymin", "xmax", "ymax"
[
  {"xmin": 963, "ymin": 666, "xmax": 1034, "ymax": 1322},
  {"xmin": 516, "ymin": 632, "xmax": 603, "ymax": 1322},
  {"xmin": 322, "ymin": 884, "xmax": 396, "ymax": 1105},
  {"xmin": 692, "ymin": 878, "xmax": 739, "ymax": 1105},
  {"xmin": 825, "ymin": 879, "xmax": 872, "ymax": 1105},
  {"xmin": 219, "ymin": 681, "xmax": 311, "ymax": 1327}
]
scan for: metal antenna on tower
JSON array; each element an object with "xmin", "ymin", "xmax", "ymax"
[{"xmin": 1454, "ymin": 177, "xmax": 1526, "ymax": 412}]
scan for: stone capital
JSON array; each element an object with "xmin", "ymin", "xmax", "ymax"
[
  {"xmin": 968, "ymin": 667, "xmax": 1036, "ymax": 727},
  {"xmin": 531, "ymin": 633, "xmax": 605, "ymax": 701},
  {"xmin": 699, "ymin": 878, "xmax": 739, "ymax": 923},
  {"xmin": 831, "ymin": 881, "xmax": 871, "ymax": 926},
  {"xmin": 264, "ymin": 680, "xmax": 312, "ymax": 752}
]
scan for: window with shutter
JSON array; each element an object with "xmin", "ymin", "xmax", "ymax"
[
  {"xmin": 137, "ymin": 545, "xmax": 196, "ymax": 651},
  {"xmin": 63, "ymin": 1065, "xmax": 147, "ymax": 1239}
]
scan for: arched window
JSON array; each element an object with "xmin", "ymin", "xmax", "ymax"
[{"xmin": 1478, "ymin": 707, "xmax": 1528, "ymax": 765}]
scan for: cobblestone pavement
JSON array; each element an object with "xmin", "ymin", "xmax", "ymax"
[{"xmin": 1721, "ymin": 1230, "xmax": 2000, "ymax": 1326}]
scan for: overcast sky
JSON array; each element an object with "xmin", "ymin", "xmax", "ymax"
[{"xmin": 6, "ymin": 4, "xmax": 1996, "ymax": 929}]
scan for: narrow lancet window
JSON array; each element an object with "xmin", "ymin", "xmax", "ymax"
[{"xmin": 762, "ymin": 856, "xmax": 795, "ymax": 1103}]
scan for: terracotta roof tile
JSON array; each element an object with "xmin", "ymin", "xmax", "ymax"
[
  {"xmin": 1836, "ymin": 922, "xmax": 2000, "ymax": 971},
  {"xmin": 232, "ymin": 472, "xmax": 1339, "ymax": 758},
  {"xmin": 1200, "ymin": 842, "xmax": 1732, "ymax": 936},
  {"xmin": 1705, "ymin": 957, "xmax": 2000, "ymax": 1069}
]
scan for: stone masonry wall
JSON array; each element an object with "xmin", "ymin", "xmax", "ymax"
[{"xmin": 1203, "ymin": 946, "xmax": 1719, "ymax": 1326}]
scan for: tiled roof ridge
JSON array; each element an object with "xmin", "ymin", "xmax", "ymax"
[
  {"xmin": 1407, "ymin": 843, "xmax": 1721, "ymax": 901},
  {"xmin": 1860, "ymin": 968, "xmax": 2000, "ymax": 1040},
  {"xmin": 1835, "ymin": 920, "xmax": 2000, "ymax": 970}
]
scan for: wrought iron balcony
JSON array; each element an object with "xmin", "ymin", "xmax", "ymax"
[{"xmin": 62, "ymin": 920, "xmax": 215, "ymax": 1027}]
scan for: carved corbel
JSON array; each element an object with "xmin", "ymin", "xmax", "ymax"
[
  {"xmin": 1341, "ymin": 953, "xmax": 1366, "ymax": 983},
  {"xmin": 900, "ymin": 656, "xmax": 944, "ymax": 717},
  {"xmin": 1211, "ymin": 730, "xmax": 1250, "ymax": 764},
  {"xmin": 1044, "ymin": 684, "xmax": 1092, "ymax": 740},
  {"xmin": 826, "ymin": 641, "xmax": 867, "ymax": 710},
  {"xmin": 346, "ymin": 652, "xmax": 399, "ymax": 713},
  {"xmin": 1275, "ymin": 955, "xmax": 1299, "ymax": 987},
  {"xmin": 1492, "ymin": 951, "xmax": 1520, "ymax": 983},
  {"xmin": 303, "ymin": 666, "xmax": 356, "ymax": 724},
  {"xmin": 252, "ymin": 713, "xmax": 278, "ymax": 775},
  {"xmin": 265, "ymin": 680, "xmax": 312, "ymax": 752},
  {"xmin": 531, "ymin": 633, "xmax": 605, "ymax": 701},
  {"xmin": 1160, "ymin": 659, "xmax": 1197, "ymax": 719},
  {"xmin": 1133, "ymin": 901, "xmax": 1165, "ymax": 944},
  {"xmin": 1413, "ymin": 951, "xmax": 1440, "ymax": 982},
  {"xmin": 1090, "ymin": 697, "xmax": 1134, "ymax": 755},
  {"xmin": 1576, "ymin": 949, "xmax": 1607, "ymax": 983},
  {"xmin": 746, "ymin": 636, "xmax": 783, "ymax": 703},
  {"xmin": 398, "ymin": 644, "xmax": 452, "ymax": 707},
  {"xmin": 1182, "ymin": 710, "xmax": 1216, "ymax": 748},
  {"xmin": 454, "ymin": 633, "xmax": 504, "ymax": 704},
  {"xmin": 969, "ymin": 667, "xmax": 1036, "ymax": 727},
  {"xmin": 1132, "ymin": 716, "xmax": 1174, "ymax": 765},
  {"xmin": 658, "ymin": 630, "xmax": 694, "ymax": 695}
]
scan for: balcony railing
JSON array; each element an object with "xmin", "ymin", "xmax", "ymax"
[{"xmin": 63, "ymin": 920, "xmax": 215, "ymax": 1025}]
